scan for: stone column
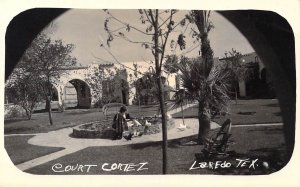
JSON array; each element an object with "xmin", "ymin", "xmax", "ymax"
[{"xmin": 57, "ymin": 85, "xmax": 65, "ymax": 111}]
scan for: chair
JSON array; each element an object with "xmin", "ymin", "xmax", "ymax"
[{"xmin": 202, "ymin": 119, "xmax": 232, "ymax": 158}]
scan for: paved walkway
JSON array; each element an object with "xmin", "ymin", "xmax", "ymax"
[
  {"xmin": 14, "ymin": 104, "xmax": 206, "ymax": 171},
  {"xmin": 27, "ymin": 118, "xmax": 220, "ymax": 148},
  {"xmin": 16, "ymin": 118, "xmax": 220, "ymax": 171},
  {"xmin": 12, "ymin": 103, "xmax": 284, "ymax": 171}
]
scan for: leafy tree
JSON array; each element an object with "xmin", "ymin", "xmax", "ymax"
[
  {"xmin": 132, "ymin": 70, "xmax": 172, "ymax": 105},
  {"xmin": 5, "ymin": 70, "xmax": 43, "ymax": 119},
  {"xmin": 103, "ymin": 9, "xmax": 181, "ymax": 174},
  {"xmin": 133, "ymin": 71, "xmax": 156, "ymax": 105},
  {"xmin": 223, "ymin": 49, "xmax": 250, "ymax": 104},
  {"xmin": 86, "ymin": 65, "xmax": 113, "ymax": 107},
  {"xmin": 18, "ymin": 32, "xmax": 77, "ymax": 125},
  {"xmin": 127, "ymin": 63, "xmax": 143, "ymax": 115},
  {"xmin": 86, "ymin": 65, "xmax": 130, "ymax": 107}
]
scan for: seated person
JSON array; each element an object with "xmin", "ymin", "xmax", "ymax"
[
  {"xmin": 112, "ymin": 106, "xmax": 143, "ymax": 140},
  {"xmin": 112, "ymin": 106, "xmax": 129, "ymax": 140}
]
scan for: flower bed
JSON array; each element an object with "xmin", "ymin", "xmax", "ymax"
[{"xmin": 72, "ymin": 117, "xmax": 175, "ymax": 139}]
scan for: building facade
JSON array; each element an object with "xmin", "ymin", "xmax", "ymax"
[
  {"xmin": 5, "ymin": 61, "xmax": 177, "ymax": 108},
  {"xmin": 5, "ymin": 52, "xmax": 273, "ymax": 110},
  {"xmin": 219, "ymin": 52, "xmax": 275, "ymax": 98}
]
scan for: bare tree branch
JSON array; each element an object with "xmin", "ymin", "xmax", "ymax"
[
  {"xmin": 159, "ymin": 10, "xmax": 175, "ymax": 70},
  {"xmin": 111, "ymin": 33, "xmax": 154, "ymax": 45},
  {"xmin": 104, "ymin": 10, "xmax": 154, "ymax": 36},
  {"xmin": 143, "ymin": 9, "xmax": 153, "ymax": 25}
]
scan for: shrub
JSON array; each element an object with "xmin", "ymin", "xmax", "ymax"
[{"xmin": 4, "ymin": 104, "xmax": 25, "ymax": 120}]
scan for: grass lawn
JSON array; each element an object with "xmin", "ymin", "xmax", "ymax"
[
  {"xmin": 4, "ymin": 104, "xmax": 159, "ymax": 134},
  {"xmin": 4, "ymin": 99, "xmax": 282, "ymax": 135},
  {"xmin": 172, "ymin": 99, "xmax": 282, "ymax": 125},
  {"xmin": 4, "ymin": 135, "xmax": 64, "ymax": 165},
  {"xmin": 25, "ymin": 125, "xmax": 288, "ymax": 175},
  {"xmin": 4, "ymin": 99, "xmax": 288, "ymax": 175}
]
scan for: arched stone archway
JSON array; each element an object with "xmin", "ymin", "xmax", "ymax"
[
  {"xmin": 65, "ymin": 79, "xmax": 91, "ymax": 108},
  {"xmin": 65, "ymin": 79, "xmax": 92, "ymax": 108}
]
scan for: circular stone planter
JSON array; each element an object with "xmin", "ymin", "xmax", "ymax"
[
  {"xmin": 72, "ymin": 121, "xmax": 115, "ymax": 139},
  {"xmin": 72, "ymin": 117, "xmax": 175, "ymax": 139}
]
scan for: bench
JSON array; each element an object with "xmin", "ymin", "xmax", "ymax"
[{"xmin": 102, "ymin": 103, "xmax": 126, "ymax": 119}]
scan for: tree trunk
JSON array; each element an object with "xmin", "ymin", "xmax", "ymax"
[
  {"xmin": 46, "ymin": 96, "xmax": 53, "ymax": 125},
  {"xmin": 197, "ymin": 102, "xmax": 211, "ymax": 145},
  {"xmin": 25, "ymin": 109, "xmax": 31, "ymax": 120},
  {"xmin": 193, "ymin": 11, "xmax": 213, "ymax": 77},
  {"xmin": 200, "ymin": 34, "xmax": 214, "ymax": 77},
  {"xmin": 235, "ymin": 86, "xmax": 238, "ymax": 105},
  {"xmin": 181, "ymin": 103, "xmax": 185, "ymax": 126},
  {"xmin": 153, "ymin": 9, "xmax": 168, "ymax": 174},
  {"xmin": 45, "ymin": 99, "xmax": 50, "ymax": 110},
  {"xmin": 138, "ymin": 95, "xmax": 141, "ymax": 117},
  {"xmin": 156, "ymin": 76, "xmax": 168, "ymax": 174}
]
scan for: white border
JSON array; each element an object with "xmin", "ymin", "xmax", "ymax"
[{"xmin": 0, "ymin": 0, "xmax": 299, "ymax": 187}]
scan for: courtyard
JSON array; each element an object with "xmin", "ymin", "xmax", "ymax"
[{"xmin": 4, "ymin": 99, "xmax": 288, "ymax": 175}]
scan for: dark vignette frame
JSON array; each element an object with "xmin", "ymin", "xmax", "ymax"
[{"xmin": 5, "ymin": 8, "xmax": 296, "ymax": 169}]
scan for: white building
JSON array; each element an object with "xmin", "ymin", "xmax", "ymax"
[
  {"xmin": 6, "ymin": 52, "xmax": 269, "ymax": 110},
  {"xmin": 10, "ymin": 61, "xmax": 177, "ymax": 108}
]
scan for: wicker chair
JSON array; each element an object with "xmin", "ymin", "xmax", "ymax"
[{"xmin": 202, "ymin": 119, "xmax": 232, "ymax": 158}]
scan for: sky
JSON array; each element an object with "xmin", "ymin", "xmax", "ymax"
[{"xmin": 48, "ymin": 9, "xmax": 255, "ymax": 66}]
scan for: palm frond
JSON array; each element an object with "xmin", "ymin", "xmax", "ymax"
[
  {"xmin": 169, "ymin": 88, "xmax": 195, "ymax": 110},
  {"xmin": 175, "ymin": 57, "xmax": 232, "ymax": 113}
]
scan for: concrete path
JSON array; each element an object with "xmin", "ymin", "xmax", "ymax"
[
  {"xmin": 16, "ymin": 147, "xmax": 85, "ymax": 171},
  {"xmin": 5, "ymin": 133, "xmax": 38, "ymax": 137},
  {"xmin": 233, "ymin": 123, "xmax": 283, "ymax": 127},
  {"xmin": 12, "ymin": 103, "xmax": 284, "ymax": 171},
  {"xmin": 15, "ymin": 118, "xmax": 219, "ymax": 171},
  {"xmin": 14, "ymin": 120, "xmax": 284, "ymax": 171},
  {"xmin": 27, "ymin": 118, "xmax": 219, "ymax": 148}
]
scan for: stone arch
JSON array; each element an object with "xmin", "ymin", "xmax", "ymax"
[{"xmin": 64, "ymin": 79, "xmax": 92, "ymax": 108}]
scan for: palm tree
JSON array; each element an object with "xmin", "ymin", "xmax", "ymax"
[
  {"xmin": 175, "ymin": 57, "xmax": 232, "ymax": 144},
  {"xmin": 191, "ymin": 10, "xmax": 214, "ymax": 77},
  {"xmin": 186, "ymin": 10, "xmax": 230, "ymax": 144}
]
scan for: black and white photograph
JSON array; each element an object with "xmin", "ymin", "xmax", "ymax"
[{"xmin": 1, "ymin": 1, "xmax": 299, "ymax": 186}]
